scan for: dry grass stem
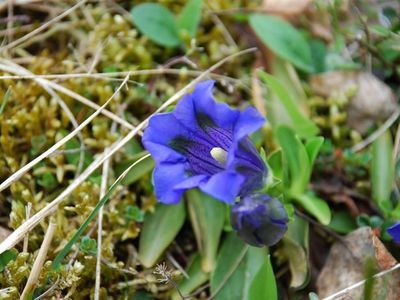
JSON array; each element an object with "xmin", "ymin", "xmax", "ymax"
[
  {"xmin": 351, "ymin": 109, "xmax": 400, "ymax": 152},
  {"xmin": 322, "ymin": 263, "xmax": 400, "ymax": 300},
  {"xmin": 20, "ymin": 222, "xmax": 57, "ymax": 300},
  {"xmin": 22, "ymin": 202, "xmax": 32, "ymax": 252},
  {"xmin": 94, "ymin": 149, "xmax": 111, "ymax": 300}
]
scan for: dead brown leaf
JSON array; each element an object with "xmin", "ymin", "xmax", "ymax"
[
  {"xmin": 263, "ymin": 0, "xmax": 313, "ymax": 16},
  {"xmin": 317, "ymin": 227, "xmax": 400, "ymax": 299}
]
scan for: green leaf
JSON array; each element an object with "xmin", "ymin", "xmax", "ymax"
[
  {"xmin": 171, "ymin": 255, "xmax": 209, "ymax": 300},
  {"xmin": 328, "ymin": 211, "xmax": 356, "ymax": 234},
  {"xmin": 139, "ymin": 202, "xmax": 186, "ymax": 268},
  {"xmin": 210, "ymin": 234, "xmax": 277, "ymax": 300},
  {"xmin": 210, "ymin": 233, "xmax": 248, "ymax": 299},
  {"xmin": 79, "ymin": 236, "xmax": 97, "ymax": 256},
  {"xmin": 249, "ymin": 14, "xmax": 313, "ymax": 73},
  {"xmin": 283, "ymin": 216, "xmax": 310, "ymax": 289},
  {"xmin": 186, "ymin": 189, "xmax": 225, "ymax": 272},
  {"xmin": 37, "ymin": 172, "xmax": 57, "ymax": 190},
  {"xmin": 0, "ymin": 249, "xmax": 17, "ymax": 272},
  {"xmin": 131, "ymin": 3, "xmax": 181, "ymax": 47},
  {"xmin": 125, "ymin": 205, "xmax": 145, "ymax": 222},
  {"xmin": 177, "ymin": 0, "xmax": 202, "ymax": 38},
  {"xmin": 276, "ymin": 126, "xmax": 311, "ymax": 194},
  {"xmin": 248, "ymin": 253, "xmax": 277, "ymax": 300},
  {"xmin": 293, "ymin": 193, "xmax": 331, "ymax": 225},
  {"xmin": 258, "ymin": 71, "xmax": 319, "ymax": 138},
  {"xmin": 371, "ymin": 130, "xmax": 394, "ymax": 214},
  {"xmin": 115, "ymin": 152, "xmax": 154, "ymax": 185},
  {"xmin": 267, "ymin": 149, "xmax": 283, "ymax": 181},
  {"xmin": 305, "ymin": 136, "xmax": 324, "ymax": 167}
]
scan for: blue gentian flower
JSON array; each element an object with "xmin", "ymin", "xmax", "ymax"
[
  {"xmin": 231, "ymin": 193, "xmax": 288, "ymax": 247},
  {"xmin": 388, "ymin": 222, "xmax": 400, "ymax": 243},
  {"xmin": 142, "ymin": 80, "xmax": 267, "ymax": 204}
]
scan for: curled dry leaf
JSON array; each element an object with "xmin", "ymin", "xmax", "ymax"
[
  {"xmin": 310, "ymin": 71, "xmax": 397, "ymax": 133},
  {"xmin": 263, "ymin": 0, "xmax": 314, "ymax": 16},
  {"xmin": 317, "ymin": 227, "xmax": 400, "ymax": 299}
]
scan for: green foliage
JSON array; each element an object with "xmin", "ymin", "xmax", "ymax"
[
  {"xmin": 79, "ymin": 236, "xmax": 97, "ymax": 256},
  {"xmin": 186, "ymin": 189, "xmax": 225, "ymax": 272},
  {"xmin": 273, "ymin": 126, "xmax": 330, "ymax": 224},
  {"xmin": 258, "ymin": 71, "xmax": 319, "ymax": 139},
  {"xmin": 115, "ymin": 152, "xmax": 154, "ymax": 185},
  {"xmin": 138, "ymin": 202, "xmax": 186, "ymax": 268},
  {"xmin": 371, "ymin": 130, "xmax": 394, "ymax": 215},
  {"xmin": 37, "ymin": 172, "xmax": 57, "ymax": 190},
  {"xmin": 131, "ymin": 3, "xmax": 181, "ymax": 47},
  {"xmin": 172, "ymin": 255, "xmax": 209, "ymax": 300},
  {"xmin": 250, "ymin": 14, "xmax": 313, "ymax": 73},
  {"xmin": 0, "ymin": 250, "xmax": 17, "ymax": 272},
  {"xmin": 283, "ymin": 216, "xmax": 310, "ymax": 289},
  {"xmin": 124, "ymin": 205, "xmax": 144, "ymax": 222},
  {"xmin": 210, "ymin": 233, "xmax": 277, "ymax": 300},
  {"xmin": 328, "ymin": 211, "xmax": 357, "ymax": 234},
  {"xmin": 131, "ymin": 1, "xmax": 203, "ymax": 48},
  {"xmin": 177, "ymin": 0, "xmax": 203, "ymax": 38}
]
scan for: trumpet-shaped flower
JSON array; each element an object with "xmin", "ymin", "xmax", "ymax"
[
  {"xmin": 231, "ymin": 193, "xmax": 288, "ymax": 247},
  {"xmin": 142, "ymin": 80, "xmax": 267, "ymax": 204}
]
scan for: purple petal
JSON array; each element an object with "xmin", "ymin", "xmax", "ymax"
[
  {"xmin": 142, "ymin": 113, "xmax": 188, "ymax": 163},
  {"xmin": 388, "ymin": 222, "xmax": 400, "ymax": 243},
  {"xmin": 199, "ymin": 171, "xmax": 245, "ymax": 204},
  {"xmin": 234, "ymin": 106, "xmax": 265, "ymax": 141},
  {"xmin": 153, "ymin": 163, "xmax": 188, "ymax": 204}
]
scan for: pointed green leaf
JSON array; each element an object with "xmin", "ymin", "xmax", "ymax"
[
  {"xmin": 186, "ymin": 189, "xmax": 225, "ymax": 272},
  {"xmin": 139, "ymin": 202, "xmax": 186, "ymax": 267},
  {"xmin": 371, "ymin": 130, "xmax": 394, "ymax": 214},
  {"xmin": 258, "ymin": 71, "xmax": 319, "ymax": 138},
  {"xmin": 211, "ymin": 234, "xmax": 277, "ymax": 300},
  {"xmin": 210, "ymin": 233, "xmax": 248, "ymax": 299},
  {"xmin": 171, "ymin": 254, "xmax": 209, "ymax": 300},
  {"xmin": 115, "ymin": 152, "xmax": 154, "ymax": 185},
  {"xmin": 293, "ymin": 193, "xmax": 331, "ymax": 225},
  {"xmin": 283, "ymin": 216, "xmax": 310, "ymax": 289},
  {"xmin": 177, "ymin": 0, "xmax": 202, "ymax": 38},
  {"xmin": 247, "ymin": 253, "xmax": 277, "ymax": 300},
  {"xmin": 305, "ymin": 136, "xmax": 324, "ymax": 167},
  {"xmin": 276, "ymin": 126, "xmax": 311, "ymax": 194},
  {"xmin": 250, "ymin": 14, "xmax": 313, "ymax": 73}
]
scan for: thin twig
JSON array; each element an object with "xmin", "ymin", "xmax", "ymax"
[
  {"xmin": 0, "ymin": 0, "xmax": 86, "ymax": 53},
  {"xmin": 351, "ymin": 109, "xmax": 400, "ymax": 152},
  {"xmin": 322, "ymin": 263, "xmax": 400, "ymax": 300},
  {"xmin": 0, "ymin": 69, "xmax": 242, "ymax": 85},
  {"xmin": 0, "ymin": 47, "xmax": 257, "ymax": 254},
  {"xmin": 20, "ymin": 222, "xmax": 57, "ymax": 300},
  {"xmin": 94, "ymin": 149, "xmax": 111, "ymax": 300}
]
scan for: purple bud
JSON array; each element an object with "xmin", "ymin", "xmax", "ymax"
[{"xmin": 231, "ymin": 193, "xmax": 288, "ymax": 247}]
